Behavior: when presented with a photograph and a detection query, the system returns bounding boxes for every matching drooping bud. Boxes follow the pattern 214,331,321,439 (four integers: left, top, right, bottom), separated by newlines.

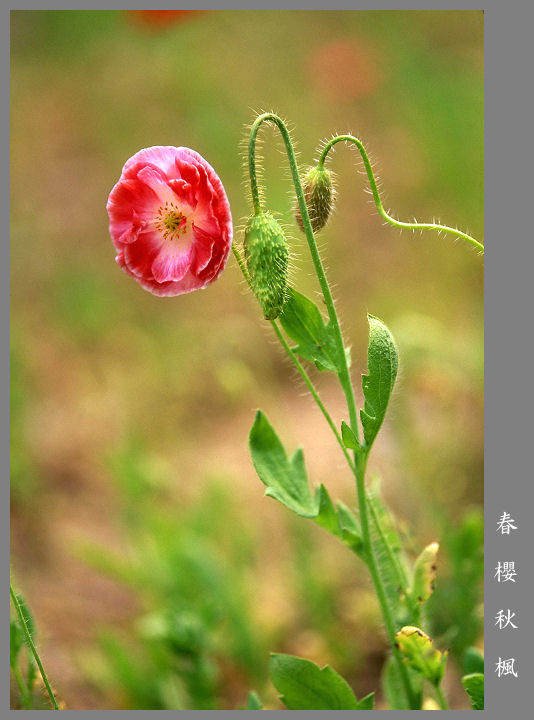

295,165,334,233
244,211,289,320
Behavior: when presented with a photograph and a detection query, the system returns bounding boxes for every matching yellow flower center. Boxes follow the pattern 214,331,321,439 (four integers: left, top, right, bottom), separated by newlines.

155,202,188,240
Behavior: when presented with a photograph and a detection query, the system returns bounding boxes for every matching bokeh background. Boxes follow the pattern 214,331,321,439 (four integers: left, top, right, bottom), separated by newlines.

10,10,483,710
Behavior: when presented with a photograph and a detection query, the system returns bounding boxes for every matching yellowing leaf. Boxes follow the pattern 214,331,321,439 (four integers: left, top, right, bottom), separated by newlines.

411,542,439,604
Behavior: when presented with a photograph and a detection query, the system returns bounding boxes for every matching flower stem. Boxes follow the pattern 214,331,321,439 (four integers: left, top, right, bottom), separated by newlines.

232,244,355,473
248,113,360,445
246,114,421,707
435,684,449,710
10,583,59,710
246,115,420,707
270,320,356,474
318,135,484,254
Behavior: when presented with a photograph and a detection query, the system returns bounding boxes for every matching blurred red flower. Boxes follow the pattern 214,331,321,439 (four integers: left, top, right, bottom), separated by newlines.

127,10,201,31
107,147,233,297
306,39,383,101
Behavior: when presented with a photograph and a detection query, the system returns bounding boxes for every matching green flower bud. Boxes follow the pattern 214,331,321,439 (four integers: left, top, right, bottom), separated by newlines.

296,165,334,233
244,211,289,320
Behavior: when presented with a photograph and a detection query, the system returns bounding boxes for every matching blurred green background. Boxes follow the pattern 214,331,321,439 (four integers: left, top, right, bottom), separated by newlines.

10,10,483,710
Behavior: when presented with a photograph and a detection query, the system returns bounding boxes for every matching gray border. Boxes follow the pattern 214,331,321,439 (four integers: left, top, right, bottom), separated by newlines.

6,2,533,718
484,2,533,718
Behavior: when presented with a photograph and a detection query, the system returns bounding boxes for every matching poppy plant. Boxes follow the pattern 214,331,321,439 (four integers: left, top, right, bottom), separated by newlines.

107,146,233,296
100,113,483,711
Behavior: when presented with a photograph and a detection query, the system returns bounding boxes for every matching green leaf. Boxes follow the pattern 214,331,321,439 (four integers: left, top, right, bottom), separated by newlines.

249,410,317,517
14,593,38,694
382,655,423,710
461,672,484,710
10,619,23,668
367,483,410,625
244,690,263,709
463,647,484,675
410,542,439,605
315,488,364,556
312,483,340,535
425,508,483,660
341,421,359,450
336,501,364,556
249,411,364,553
395,626,447,686
279,288,348,373
355,692,375,709
16,593,36,643
360,315,399,449
270,653,373,709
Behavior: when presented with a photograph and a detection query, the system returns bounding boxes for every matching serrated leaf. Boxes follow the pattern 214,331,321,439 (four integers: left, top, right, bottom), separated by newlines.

341,421,359,450
270,653,373,709
249,411,317,517
411,542,439,604
395,626,448,686
249,412,364,554
244,690,263,709
279,288,348,374
382,655,423,710
360,315,399,449
461,672,484,710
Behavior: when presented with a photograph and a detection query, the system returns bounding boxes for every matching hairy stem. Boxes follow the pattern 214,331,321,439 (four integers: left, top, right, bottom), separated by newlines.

319,135,484,254
245,115,418,707
232,245,355,474
10,584,59,711
247,113,360,445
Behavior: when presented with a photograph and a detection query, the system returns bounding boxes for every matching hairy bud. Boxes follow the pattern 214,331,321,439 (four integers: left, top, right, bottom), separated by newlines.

296,165,334,233
244,212,289,320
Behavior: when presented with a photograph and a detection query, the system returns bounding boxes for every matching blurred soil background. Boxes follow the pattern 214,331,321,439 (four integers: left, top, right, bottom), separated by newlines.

10,10,483,710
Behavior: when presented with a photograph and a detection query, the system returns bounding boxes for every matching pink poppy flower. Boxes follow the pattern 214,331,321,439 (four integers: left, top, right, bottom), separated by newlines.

107,146,233,296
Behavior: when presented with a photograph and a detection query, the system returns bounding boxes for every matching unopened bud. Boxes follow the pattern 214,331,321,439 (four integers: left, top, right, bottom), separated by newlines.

296,165,333,233
244,212,289,320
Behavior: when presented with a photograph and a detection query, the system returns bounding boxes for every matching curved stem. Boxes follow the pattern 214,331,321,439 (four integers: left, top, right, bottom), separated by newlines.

248,113,360,444
319,135,484,254
10,583,59,710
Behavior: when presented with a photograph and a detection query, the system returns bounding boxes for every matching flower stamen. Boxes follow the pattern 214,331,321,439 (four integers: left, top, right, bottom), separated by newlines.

155,202,188,240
